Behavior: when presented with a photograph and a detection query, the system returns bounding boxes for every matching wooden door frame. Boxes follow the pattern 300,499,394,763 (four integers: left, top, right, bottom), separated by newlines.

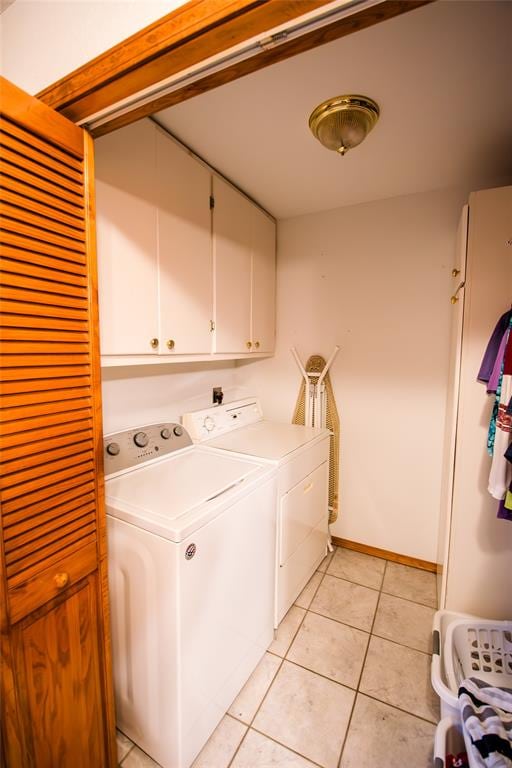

36,0,432,137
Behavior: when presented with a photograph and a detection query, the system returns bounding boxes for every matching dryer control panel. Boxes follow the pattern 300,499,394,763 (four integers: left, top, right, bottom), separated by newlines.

183,398,263,442
104,422,192,476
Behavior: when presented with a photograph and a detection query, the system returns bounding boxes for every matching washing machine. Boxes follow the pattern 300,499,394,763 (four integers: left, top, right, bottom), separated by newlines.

182,398,330,625
104,421,276,768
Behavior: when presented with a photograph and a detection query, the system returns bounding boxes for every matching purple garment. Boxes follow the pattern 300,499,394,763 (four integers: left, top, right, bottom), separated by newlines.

497,492,512,521
487,328,510,393
478,310,512,383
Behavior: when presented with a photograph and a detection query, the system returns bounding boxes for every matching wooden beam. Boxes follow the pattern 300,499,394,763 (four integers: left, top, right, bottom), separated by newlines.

36,0,433,136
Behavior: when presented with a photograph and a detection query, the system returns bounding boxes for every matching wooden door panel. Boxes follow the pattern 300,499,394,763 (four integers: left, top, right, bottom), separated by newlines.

0,76,116,767
13,575,105,766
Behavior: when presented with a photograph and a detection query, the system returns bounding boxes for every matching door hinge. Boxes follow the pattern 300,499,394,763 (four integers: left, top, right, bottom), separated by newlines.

209,195,215,210
209,320,215,332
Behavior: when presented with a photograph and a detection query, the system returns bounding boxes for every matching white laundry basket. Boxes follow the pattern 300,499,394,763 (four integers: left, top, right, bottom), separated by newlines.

431,610,512,768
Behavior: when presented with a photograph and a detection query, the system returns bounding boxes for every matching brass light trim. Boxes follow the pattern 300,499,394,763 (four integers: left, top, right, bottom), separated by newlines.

309,94,380,155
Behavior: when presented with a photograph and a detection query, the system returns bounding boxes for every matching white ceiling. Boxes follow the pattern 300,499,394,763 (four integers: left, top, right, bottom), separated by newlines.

155,1,512,219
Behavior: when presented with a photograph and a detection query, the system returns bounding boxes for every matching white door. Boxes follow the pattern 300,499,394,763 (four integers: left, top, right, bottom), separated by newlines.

156,129,213,355
213,176,252,353
251,207,276,353
95,120,159,355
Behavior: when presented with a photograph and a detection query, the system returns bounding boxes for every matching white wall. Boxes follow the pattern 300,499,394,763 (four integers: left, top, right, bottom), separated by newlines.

0,0,183,94
235,186,471,563
101,361,241,435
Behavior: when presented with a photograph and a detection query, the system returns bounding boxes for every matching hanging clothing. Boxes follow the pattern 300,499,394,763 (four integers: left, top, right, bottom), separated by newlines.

488,329,512,501
479,310,512,384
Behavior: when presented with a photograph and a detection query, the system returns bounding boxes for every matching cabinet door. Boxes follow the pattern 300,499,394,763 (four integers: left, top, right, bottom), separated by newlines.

156,130,212,354
95,120,159,355
213,177,252,353
12,575,107,768
251,207,276,353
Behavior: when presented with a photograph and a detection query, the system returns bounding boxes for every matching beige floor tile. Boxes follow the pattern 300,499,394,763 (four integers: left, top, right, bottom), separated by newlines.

359,636,439,722
373,593,435,653
191,715,247,768
382,562,437,607
231,729,318,767
339,694,435,768
122,746,161,767
117,730,134,763
310,575,379,632
253,660,355,768
228,653,282,724
327,548,385,589
287,611,369,688
268,606,306,657
317,548,335,573
295,571,323,609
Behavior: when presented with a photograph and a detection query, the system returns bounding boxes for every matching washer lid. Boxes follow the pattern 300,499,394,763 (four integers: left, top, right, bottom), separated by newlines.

205,421,328,461
105,446,270,540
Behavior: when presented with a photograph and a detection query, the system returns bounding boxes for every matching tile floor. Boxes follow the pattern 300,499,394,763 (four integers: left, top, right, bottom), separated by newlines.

117,547,439,768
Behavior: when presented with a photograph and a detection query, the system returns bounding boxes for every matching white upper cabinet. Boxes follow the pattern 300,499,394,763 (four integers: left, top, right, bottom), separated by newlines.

96,120,159,355
212,177,276,355
213,176,253,354
156,129,212,354
95,118,276,364
251,206,276,353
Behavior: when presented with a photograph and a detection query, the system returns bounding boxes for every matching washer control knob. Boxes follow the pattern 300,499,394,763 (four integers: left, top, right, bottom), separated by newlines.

106,442,120,456
203,416,215,432
134,431,149,448
160,428,171,440
173,425,184,437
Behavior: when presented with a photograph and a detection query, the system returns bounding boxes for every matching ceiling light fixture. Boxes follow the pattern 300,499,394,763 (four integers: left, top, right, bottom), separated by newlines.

309,94,379,155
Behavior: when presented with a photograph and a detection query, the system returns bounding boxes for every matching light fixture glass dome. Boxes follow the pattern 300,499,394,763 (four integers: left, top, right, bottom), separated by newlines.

309,94,380,155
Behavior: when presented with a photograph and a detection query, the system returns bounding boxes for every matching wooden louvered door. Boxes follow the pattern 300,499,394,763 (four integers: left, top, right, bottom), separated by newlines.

0,77,116,767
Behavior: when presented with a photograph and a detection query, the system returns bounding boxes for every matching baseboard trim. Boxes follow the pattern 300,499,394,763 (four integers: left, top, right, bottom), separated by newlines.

332,537,437,573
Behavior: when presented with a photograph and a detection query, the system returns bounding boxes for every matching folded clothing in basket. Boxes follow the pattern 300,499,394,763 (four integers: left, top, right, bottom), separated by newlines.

459,677,512,768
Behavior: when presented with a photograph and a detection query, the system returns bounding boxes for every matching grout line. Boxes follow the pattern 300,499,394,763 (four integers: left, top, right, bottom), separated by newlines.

336,559,388,767
369,631,433,657
227,565,330,767
248,725,327,767
321,572,381,594
307,606,374,634
380,588,437,610
356,691,440,727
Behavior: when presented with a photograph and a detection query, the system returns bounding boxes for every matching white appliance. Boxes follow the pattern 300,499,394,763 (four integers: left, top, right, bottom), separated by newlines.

104,421,277,768
182,398,330,625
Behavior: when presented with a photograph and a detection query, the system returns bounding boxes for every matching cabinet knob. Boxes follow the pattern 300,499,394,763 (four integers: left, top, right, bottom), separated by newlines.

246,341,252,350
451,268,460,277
54,572,69,589
167,339,175,350
150,338,159,349
254,341,260,350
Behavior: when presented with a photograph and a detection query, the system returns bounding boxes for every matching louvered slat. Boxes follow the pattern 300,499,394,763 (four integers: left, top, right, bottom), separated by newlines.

0,114,101,600
0,117,83,172
4,498,95,541
0,130,83,185
1,252,87,282
1,439,93,477
2,481,96,530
